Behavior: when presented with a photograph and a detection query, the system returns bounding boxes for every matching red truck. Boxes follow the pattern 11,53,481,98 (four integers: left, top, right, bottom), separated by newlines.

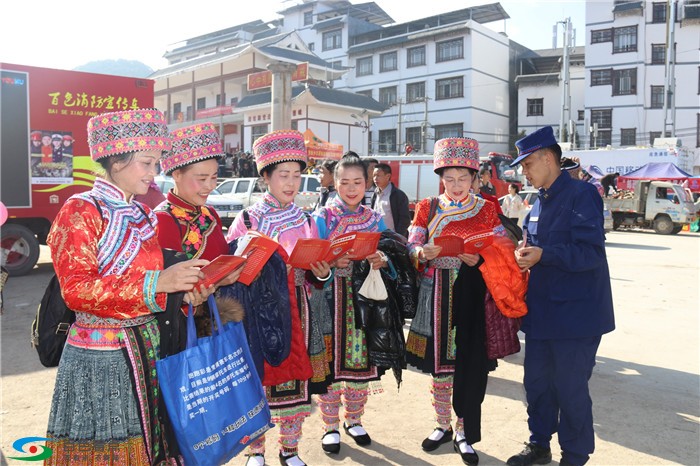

0,63,154,275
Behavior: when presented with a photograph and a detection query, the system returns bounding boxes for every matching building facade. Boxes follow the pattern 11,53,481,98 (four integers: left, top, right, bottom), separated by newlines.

516,47,587,148
585,0,700,149
277,1,515,155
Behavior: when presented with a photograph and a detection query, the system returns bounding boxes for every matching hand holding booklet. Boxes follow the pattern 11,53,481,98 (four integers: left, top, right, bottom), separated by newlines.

287,231,381,270
195,255,247,289
231,231,279,285
434,229,494,257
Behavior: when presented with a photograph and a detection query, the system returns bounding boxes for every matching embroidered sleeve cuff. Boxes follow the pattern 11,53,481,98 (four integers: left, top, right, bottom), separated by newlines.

144,270,166,313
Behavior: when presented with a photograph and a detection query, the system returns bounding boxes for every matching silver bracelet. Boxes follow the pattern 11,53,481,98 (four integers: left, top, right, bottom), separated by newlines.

316,270,332,281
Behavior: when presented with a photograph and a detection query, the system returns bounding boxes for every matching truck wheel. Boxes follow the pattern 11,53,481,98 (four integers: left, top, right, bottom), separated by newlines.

653,216,674,235
0,224,40,276
612,213,623,230
671,225,683,235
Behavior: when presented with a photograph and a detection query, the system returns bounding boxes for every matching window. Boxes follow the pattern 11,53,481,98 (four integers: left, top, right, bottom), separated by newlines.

380,52,398,72
613,68,637,95
407,46,426,67
591,28,613,44
235,180,250,194
405,127,422,151
436,76,463,100
697,114,699,148
591,109,612,147
434,123,463,140
652,2,667,23
322,29,342,51
356,56,373,77
357,89,373,99
527,98,544,116
651,44,666,64
378,129,396,153
649,131,661,145
308,42,315,51
613,26,637,53
251,124,268,144
436,38,463,62
578,110,585,121
173,102,181,116
216,94,222,106
591,69,612,86
230,97,238,107
621,128,636,146
196,97,206,110
651,85,665,108
406,81,425,102
379,86,397,107
329,60,342,70
303,11,313,26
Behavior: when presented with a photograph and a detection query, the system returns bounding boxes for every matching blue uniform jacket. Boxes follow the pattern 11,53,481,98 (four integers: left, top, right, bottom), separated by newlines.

522,173,615,340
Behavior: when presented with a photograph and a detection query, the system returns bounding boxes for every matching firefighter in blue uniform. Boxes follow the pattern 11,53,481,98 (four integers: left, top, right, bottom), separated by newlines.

506,126,615,466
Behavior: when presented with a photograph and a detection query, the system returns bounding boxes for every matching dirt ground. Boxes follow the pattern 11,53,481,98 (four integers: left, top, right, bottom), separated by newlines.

1,230,698,465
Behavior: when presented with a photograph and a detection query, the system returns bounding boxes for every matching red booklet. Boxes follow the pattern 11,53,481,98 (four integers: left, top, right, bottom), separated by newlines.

287,231,381,270
235,233,279,285
434,230,494,257
195,255,247,289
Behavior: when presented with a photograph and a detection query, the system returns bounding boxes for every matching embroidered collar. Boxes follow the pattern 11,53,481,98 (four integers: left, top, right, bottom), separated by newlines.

262,192,293,211
327,196,365,216
165,191,215,258
91,178,130,204
442,193,471,209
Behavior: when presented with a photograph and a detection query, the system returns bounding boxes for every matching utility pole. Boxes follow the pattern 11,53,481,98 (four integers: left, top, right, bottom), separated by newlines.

396,99,403,155
663,0,677,137
420,96,430,153
558,17,572,143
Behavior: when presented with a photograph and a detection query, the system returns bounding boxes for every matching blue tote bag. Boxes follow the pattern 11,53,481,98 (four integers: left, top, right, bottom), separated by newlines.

156,295,273,466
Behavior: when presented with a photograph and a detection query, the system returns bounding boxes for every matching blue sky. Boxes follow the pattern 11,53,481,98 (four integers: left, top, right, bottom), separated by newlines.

0,0,585,71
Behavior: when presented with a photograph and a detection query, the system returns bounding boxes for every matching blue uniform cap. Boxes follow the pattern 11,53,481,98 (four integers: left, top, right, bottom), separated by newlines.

510,126,558,167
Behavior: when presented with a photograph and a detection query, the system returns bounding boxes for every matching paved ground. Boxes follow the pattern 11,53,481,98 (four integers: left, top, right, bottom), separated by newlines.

1,229,698,465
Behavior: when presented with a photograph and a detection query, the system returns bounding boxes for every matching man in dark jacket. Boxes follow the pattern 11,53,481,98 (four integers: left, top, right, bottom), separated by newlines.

507,126,615,466
370,163,411,237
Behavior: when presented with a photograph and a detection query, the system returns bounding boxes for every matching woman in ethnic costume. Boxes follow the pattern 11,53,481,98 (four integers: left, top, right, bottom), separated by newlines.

45,109,213,465
311,153,393,455
406,138,527,465
156,122,240,266
225,130,324,466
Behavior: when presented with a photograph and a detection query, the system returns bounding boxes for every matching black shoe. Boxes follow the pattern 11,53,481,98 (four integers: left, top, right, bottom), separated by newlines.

506,442,553,466
421,426,453,452
453,437,479,465
321,430,341,454
278,452,305,466
343,422,371,446
559,460,576,466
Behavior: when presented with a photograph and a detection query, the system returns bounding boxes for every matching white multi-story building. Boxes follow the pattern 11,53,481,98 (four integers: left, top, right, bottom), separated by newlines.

277,1,515,154
585,0,700,149
515,47,587,147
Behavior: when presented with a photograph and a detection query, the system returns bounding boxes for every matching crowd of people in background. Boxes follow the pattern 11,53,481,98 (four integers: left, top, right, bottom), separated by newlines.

43,109,614,466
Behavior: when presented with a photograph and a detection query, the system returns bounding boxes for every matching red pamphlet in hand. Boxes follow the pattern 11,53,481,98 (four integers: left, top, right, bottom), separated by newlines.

195,255,247,289
235,233,279,286
287,231,381,270
434,230,494,257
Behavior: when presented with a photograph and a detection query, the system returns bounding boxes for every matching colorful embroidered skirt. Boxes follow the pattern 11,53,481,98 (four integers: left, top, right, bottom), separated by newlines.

45,320,179,465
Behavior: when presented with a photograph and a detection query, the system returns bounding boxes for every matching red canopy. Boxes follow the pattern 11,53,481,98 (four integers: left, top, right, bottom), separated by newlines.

618,162,692,190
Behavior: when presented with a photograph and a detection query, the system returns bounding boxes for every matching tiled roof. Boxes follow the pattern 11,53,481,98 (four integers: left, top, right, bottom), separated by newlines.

236,85,384,113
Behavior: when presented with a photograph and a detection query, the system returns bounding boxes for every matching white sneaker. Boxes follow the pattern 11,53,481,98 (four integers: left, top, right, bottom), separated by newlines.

245,453,265,466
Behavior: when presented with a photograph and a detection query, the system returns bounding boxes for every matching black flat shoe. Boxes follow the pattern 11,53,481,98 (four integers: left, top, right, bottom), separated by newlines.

343,422,371,446
422,426,453,452
453,437,479,465
321,430,341,454
278,452,306,466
